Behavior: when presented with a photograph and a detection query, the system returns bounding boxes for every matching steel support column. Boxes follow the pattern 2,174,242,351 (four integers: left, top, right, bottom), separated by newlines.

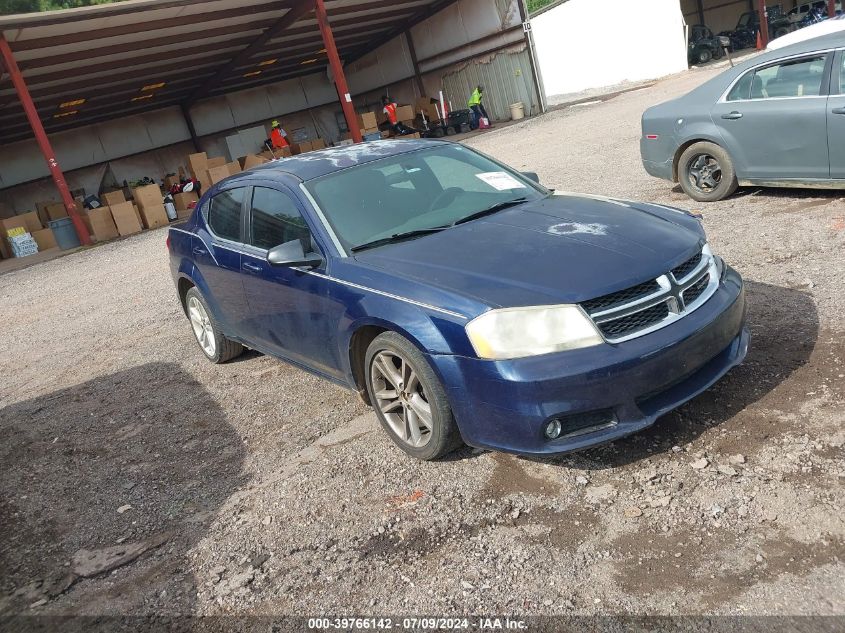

405,31,426,98
829,0,837,18
758,0,769,49
696,0,706,25
517,0,547,115
315,0,362,143
181,103,201,153
0,35,91,245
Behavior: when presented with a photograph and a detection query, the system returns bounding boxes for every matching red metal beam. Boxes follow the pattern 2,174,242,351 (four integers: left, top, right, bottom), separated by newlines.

0,35,91,246
829,0,836,18
758,0,769,49
315,0,361,143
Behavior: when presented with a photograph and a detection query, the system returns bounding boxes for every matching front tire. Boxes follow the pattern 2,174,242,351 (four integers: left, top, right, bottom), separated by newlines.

678,141,738,202
698,48,713,64
185,287,243,363
365,332,462,460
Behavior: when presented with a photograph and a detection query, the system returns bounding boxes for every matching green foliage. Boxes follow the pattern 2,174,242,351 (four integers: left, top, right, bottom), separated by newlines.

526,0,558,15
0,0,121,16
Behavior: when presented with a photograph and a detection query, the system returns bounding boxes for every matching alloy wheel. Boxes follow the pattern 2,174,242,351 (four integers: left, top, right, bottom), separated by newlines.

370,350,433,448
187,296,216,357
687,154,723,193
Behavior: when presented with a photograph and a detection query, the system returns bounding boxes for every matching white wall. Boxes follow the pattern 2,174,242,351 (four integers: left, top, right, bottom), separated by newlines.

532,0,688,98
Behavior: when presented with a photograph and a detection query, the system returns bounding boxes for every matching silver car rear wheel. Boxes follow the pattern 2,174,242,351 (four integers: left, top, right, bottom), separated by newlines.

188,296,216,357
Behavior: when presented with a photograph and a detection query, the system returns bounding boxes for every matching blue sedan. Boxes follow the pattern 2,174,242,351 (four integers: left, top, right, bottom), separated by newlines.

168,139,749,460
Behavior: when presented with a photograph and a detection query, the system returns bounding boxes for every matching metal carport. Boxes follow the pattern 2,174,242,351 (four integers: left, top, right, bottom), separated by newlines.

0,0,464,244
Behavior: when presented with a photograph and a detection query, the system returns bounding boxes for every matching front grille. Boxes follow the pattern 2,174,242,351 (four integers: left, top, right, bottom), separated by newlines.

581,279,660,313
597,302,670,338
671,252,702,280
683,273,710,305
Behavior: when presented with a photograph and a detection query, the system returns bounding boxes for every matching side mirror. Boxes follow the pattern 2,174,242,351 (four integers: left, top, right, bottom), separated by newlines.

521,171,540,184
267,239,322,268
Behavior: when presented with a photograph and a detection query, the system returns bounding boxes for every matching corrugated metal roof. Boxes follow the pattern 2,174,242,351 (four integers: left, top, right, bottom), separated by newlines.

0,0,457,145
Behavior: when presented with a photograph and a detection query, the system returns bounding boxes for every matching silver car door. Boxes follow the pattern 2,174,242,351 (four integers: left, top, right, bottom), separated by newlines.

711,52,832,181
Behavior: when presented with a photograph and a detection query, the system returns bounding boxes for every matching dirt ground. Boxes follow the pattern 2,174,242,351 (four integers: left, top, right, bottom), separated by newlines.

1,60,843,624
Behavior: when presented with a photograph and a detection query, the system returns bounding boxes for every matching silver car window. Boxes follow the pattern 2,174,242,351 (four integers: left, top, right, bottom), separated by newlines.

729,54,827,101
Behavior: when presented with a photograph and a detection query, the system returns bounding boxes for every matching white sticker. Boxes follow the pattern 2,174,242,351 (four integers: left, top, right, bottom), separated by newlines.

475,171,527,191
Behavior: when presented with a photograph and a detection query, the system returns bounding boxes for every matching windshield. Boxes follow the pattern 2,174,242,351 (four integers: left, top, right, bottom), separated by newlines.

304,144,548,252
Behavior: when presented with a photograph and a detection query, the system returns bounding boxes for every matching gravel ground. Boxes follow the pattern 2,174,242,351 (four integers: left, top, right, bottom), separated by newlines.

1,62,843,623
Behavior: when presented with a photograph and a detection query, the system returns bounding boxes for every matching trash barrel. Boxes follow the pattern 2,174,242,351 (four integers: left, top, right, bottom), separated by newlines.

48,217,82,250
510,102,525,121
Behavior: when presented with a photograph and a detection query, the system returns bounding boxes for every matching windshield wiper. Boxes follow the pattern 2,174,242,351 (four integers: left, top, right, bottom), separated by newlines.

351,227,449,253
452,197,530,226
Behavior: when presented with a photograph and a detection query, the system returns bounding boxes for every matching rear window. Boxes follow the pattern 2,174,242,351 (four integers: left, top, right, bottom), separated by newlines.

207,188,244,242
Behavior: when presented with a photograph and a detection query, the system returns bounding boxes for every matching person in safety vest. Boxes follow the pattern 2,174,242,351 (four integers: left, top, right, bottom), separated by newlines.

468,85,491,130
382,96,415,136
269,120,289,149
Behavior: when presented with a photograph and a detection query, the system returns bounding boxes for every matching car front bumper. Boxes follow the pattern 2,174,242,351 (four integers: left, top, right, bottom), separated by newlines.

431,267,748,455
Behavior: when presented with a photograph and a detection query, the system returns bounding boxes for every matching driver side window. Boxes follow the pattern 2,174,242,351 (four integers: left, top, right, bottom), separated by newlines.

249,187,312,251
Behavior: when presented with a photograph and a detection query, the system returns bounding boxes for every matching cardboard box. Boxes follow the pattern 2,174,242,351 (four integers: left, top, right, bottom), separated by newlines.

164,175,180,189
85,207,119,242
2,211,42,234
110,202,143,236
138,203,168,230
132,204,143,227
207,156,227,169
176,207,194,220
357,112,378,129
396,105,415,121
206,166,231,186
35,200,59,226
187,152,208,178
226,161,241,176
311,138,326,150
240,154,269,169
290,141,314,155
362,127,379,136
102,190,126,206
132,184,163,209
45,202,67,222
173,191,198,211
29,228,58,251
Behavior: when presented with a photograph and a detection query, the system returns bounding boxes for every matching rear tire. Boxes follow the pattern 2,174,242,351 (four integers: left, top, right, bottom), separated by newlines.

678,141,738,202
698,48,713,64
365,332,462,460
185,287,243,364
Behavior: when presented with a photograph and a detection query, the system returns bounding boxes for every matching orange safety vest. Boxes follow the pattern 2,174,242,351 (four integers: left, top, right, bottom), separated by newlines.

383,103,398,124
271,128,288,149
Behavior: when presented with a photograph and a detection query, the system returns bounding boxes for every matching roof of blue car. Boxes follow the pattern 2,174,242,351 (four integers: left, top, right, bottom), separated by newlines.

248,138,446,181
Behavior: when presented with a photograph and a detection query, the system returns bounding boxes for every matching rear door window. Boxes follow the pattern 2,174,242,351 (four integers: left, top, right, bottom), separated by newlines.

207,188,245,241
750,55,828,99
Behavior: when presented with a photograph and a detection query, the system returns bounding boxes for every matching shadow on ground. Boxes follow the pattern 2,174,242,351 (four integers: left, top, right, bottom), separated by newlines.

0,363,248,620
537,280,819,470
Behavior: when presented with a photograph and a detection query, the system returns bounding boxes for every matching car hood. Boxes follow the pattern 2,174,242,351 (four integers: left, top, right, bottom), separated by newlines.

353,194,705,309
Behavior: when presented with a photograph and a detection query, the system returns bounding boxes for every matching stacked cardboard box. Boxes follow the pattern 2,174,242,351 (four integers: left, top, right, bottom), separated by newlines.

226,161,241,176
131,184,168,230
84,207,119,242
187,152,208,179
31,227,57,251
173,192,198,219
102,190,126,206
2,211,43,258
240,154,269,169
110,201,143,236
6,228,38,257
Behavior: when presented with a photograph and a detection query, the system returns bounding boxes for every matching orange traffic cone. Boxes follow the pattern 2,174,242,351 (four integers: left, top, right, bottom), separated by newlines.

756,30,763,50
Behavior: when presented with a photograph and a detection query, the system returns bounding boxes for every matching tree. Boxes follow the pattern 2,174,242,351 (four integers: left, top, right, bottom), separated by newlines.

526,0,558,15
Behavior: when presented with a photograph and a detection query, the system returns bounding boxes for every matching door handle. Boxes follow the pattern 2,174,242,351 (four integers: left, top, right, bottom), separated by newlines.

242,262,262,273
721,111,743,120
192,246,207,256
832,107,845,115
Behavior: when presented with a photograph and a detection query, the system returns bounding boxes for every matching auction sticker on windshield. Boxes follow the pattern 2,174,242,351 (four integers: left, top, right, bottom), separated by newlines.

475,171,527,191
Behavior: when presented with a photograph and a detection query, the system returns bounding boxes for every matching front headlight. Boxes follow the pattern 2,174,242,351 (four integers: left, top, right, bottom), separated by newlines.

465,304,604,360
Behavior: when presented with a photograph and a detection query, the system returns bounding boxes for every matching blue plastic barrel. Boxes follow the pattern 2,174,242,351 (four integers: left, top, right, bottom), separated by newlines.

48,217,82,250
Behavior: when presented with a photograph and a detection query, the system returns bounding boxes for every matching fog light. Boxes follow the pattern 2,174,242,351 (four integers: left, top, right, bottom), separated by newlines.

544,419,562,439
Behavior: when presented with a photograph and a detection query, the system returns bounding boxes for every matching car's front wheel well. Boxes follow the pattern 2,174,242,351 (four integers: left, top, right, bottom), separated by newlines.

349,325,388,405
178,278,195,315
673,139,713,182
